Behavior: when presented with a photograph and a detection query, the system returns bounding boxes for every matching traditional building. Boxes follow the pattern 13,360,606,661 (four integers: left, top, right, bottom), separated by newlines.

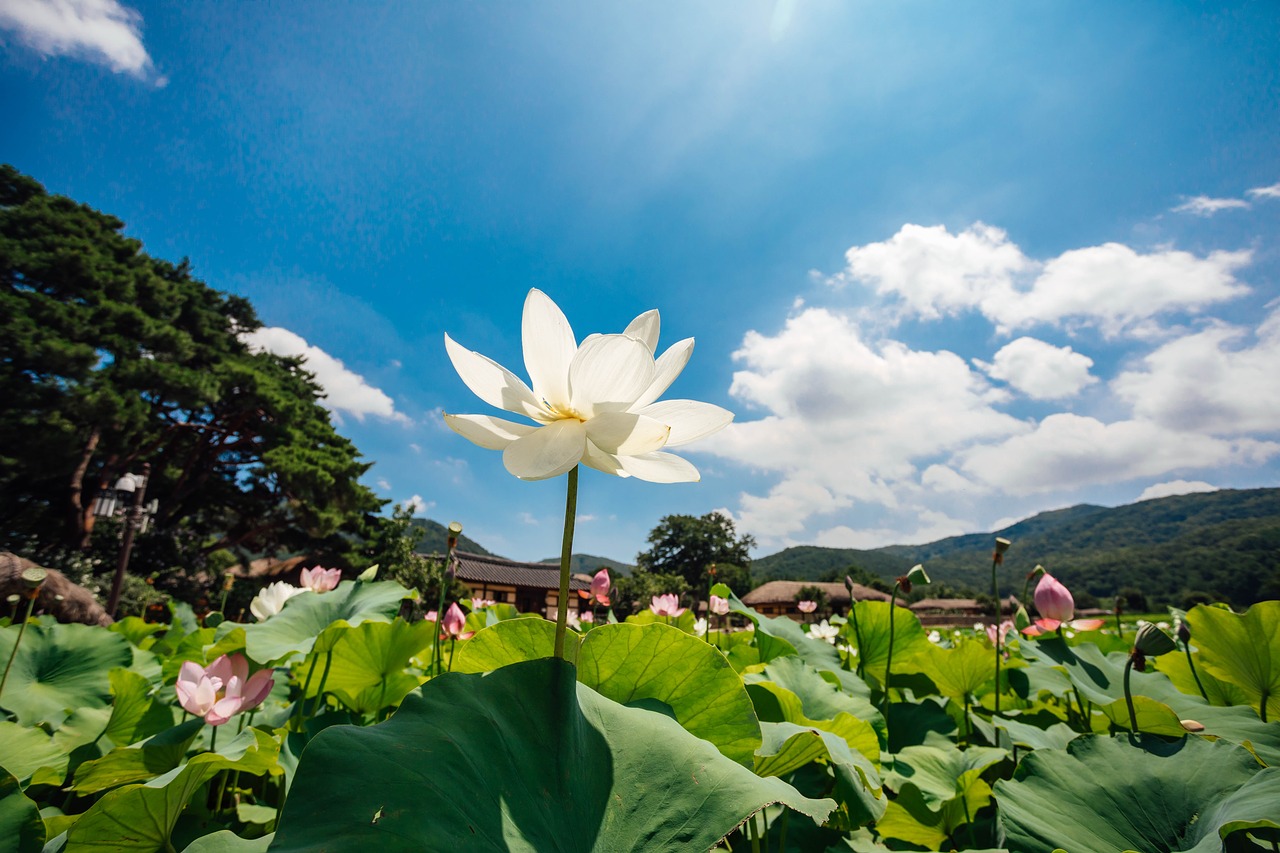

741,580,894,619
445,551,590,619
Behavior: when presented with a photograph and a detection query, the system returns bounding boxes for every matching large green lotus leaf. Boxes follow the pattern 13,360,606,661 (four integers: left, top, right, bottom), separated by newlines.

624,609,697,634
899,638,993,699
321,619,435,714
1187,601,1280,721
745,682,880,766
877,774,993,850
1098,694,1188,736
744,656,884,748
109,618,165,650
73,718,203,795
847,601,929,690
270,658,834,852
182,832,274,853
103,668,177,748
994,715,1078,752
577,623,762,767
1024,637,1280,765
67,728,280,852
159,627,217,682
884,740,1006,808
0,723,66,785
996,734,1274,853
0,766,43,853
0,622,133,729
728,593,833,669
235,580,415,665
754,722,885,828
453,616,561,672
1154,647,1253,707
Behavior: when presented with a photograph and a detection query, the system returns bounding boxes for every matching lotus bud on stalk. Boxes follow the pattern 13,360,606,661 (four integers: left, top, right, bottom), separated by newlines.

883,564,929,742
1123,621,1178,731
845,575,866,677
990,537,1011,715
1021,564,1046,607
1,568,47,700
1022,572,1105,637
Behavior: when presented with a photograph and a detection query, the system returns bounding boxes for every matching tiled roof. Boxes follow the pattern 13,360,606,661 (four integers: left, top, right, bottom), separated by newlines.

433,551,590,592
910,596,1021,613
741,579,894,606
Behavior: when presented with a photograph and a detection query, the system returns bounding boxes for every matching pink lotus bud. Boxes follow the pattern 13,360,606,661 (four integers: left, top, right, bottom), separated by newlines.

580,610,594,623
590,569,611,606
299,566,342,593
442,602,470,639
797,600,817,614
709,595,730,616
1033,573,1076,624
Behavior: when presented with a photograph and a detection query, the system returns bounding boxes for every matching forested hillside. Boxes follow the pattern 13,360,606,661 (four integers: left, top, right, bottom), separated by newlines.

753,488,1280,607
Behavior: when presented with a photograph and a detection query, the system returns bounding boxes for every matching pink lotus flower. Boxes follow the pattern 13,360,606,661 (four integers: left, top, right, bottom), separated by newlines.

176,654,274,726
424,610,438,623
299,566,342,593
709,595,730,616
468,598,496,610
589,569,611,606
441,602,474,640
986,620,1014,649
650,593,686,617
580,610,595,623
797,600,817,614
1023,573,1106,636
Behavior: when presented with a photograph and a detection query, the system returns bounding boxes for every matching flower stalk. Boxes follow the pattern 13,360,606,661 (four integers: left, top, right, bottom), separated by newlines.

991,538,1010,716
0,568,44,700
553,466,579,661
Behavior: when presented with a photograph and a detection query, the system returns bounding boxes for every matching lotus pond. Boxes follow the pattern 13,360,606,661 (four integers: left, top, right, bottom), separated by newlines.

1,574,1277,853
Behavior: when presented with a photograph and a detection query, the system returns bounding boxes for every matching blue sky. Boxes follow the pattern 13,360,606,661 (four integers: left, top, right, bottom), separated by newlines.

4,1,1279,564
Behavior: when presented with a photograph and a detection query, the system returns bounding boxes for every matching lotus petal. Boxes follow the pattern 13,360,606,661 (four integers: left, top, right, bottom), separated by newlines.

504,419,588,480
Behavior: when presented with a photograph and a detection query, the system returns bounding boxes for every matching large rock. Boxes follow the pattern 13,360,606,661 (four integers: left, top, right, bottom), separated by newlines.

0,552,113,626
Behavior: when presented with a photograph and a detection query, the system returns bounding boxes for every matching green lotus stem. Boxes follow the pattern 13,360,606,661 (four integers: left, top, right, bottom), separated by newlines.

0,594,37,700
308,652,333,719
962,693,971,750
1183,643,1209,702
1123,656,1138,732
1114,608,1123,638
748,813,760,853
293,655,319,730
882,584,900,744
215,769,230,816
777,809,789,852
848,601,865,678
209,725,218,753
447,636,457,672
991,554,1002,717
552,466,579,662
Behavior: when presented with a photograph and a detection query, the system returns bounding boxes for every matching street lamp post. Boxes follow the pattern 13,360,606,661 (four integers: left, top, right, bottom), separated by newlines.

93,463,156,619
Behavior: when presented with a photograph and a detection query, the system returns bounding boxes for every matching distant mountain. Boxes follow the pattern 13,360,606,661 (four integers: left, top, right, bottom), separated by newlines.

540,553,635,577
753,488,1280,607
409,518,494,557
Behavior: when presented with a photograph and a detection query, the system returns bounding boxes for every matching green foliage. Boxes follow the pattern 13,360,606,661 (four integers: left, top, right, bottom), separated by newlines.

0,621,133,729
272,659,834,851
634,511,754,590
0,164,383,595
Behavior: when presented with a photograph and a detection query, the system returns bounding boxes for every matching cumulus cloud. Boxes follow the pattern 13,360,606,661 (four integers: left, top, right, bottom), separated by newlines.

1246,183,1280,200
705,307,1024,541
1171,195,1250,216
957,413,1277,495
404,494,432,515
243,327,411,424
1138,480,1218,501
975,337,1097,400
0,0,157,78
1111,311,1280,435
814,509,970,549
832,223,1251,337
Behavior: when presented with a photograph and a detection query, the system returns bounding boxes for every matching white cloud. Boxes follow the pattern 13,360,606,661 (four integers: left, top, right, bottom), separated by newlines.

832,223,1251,338
814,510,969,549
576,513,598,523
975,337,1097,400
1246,183,1280,200
706,307,1024,542
404,494,432,515
376,478,391,492
957,413,1277,495
921,464,984,495
518,512,539,525
1171,195,1250,216
0,0,155,78
1138,480,1218,501
1112,312,1280,435
244,327,410,424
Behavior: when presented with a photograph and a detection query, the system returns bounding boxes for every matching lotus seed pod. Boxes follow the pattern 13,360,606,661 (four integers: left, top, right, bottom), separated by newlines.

1133,621,1177,657
994,537,1011,556
20,567,46,589
905,564,930,587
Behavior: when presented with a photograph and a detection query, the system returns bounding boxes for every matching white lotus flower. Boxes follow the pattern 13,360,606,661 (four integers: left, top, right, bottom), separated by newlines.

443,289,734,481
250,581,309,621
808,619,840,644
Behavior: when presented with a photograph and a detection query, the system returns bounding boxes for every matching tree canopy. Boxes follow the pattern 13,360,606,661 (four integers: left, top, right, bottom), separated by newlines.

634,511,754,592
0,164,384,583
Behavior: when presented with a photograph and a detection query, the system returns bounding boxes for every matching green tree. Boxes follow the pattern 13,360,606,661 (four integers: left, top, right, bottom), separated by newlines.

635,512,755,590
0,164,384,593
